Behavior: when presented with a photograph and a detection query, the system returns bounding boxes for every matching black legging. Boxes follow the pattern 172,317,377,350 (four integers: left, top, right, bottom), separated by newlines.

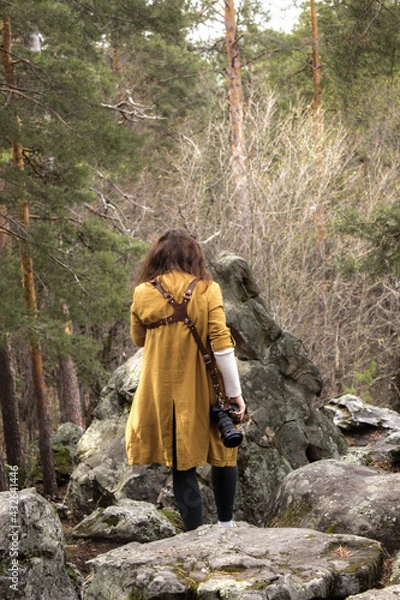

172,465,238,530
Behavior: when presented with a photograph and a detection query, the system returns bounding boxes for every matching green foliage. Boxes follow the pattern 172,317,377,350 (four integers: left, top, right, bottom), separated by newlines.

245,1,400,118
191,1,310,110
309,0,400,117
319,0,400,81
335,202,400,278
1,0,398,417
0,252,26,333
118,34,204,123
30,218,142,322
343,361,378,403
0,0,192,392
355,361,377,385
29,443,73,484
13,217,145,383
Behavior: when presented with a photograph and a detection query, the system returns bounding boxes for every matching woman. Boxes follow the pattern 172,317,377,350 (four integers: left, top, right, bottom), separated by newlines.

125,228,245,530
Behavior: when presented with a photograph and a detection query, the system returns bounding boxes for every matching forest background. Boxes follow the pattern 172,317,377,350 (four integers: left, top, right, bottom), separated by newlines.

1,0,399,494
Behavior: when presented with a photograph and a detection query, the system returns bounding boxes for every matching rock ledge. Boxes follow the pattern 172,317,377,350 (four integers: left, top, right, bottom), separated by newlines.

82,525,383,600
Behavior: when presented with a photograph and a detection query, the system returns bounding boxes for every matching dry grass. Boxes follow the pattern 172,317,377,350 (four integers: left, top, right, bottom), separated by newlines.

124,92,400,410
331,545,354,559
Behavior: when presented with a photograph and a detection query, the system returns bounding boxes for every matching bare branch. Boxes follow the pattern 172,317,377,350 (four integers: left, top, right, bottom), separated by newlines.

0,225,24,241
101,95,165,122
48,252,92,298
201,231,221,245
361,0,385,37
94,170,154,212
0,47,45,74
83,202,130,236
0,84,73,129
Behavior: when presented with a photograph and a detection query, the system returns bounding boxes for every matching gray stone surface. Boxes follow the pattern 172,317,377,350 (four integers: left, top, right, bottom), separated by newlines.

347,585,400,599
323,394,400,468
390,554,400,585
70,498,176,542
67,253,347,524
52,422,84,459
0,487,77,600
324,394,400,431
267,459,400,554
82,524,383,600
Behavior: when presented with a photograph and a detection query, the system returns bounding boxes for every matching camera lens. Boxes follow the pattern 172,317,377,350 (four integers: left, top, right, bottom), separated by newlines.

210,404,243,448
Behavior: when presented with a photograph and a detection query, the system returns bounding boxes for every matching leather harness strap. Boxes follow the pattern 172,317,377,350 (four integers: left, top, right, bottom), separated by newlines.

145,278,200,330
145,277,224,404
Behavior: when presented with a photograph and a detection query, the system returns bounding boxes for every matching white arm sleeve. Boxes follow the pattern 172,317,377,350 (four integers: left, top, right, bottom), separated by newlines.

214,348,242,397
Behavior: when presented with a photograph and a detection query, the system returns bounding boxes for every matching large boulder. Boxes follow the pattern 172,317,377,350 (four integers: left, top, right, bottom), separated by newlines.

70,498,177,543
67,253,347,524
30,422,84,485
325,394,400,432
267,459,400,554
66,349,174,518
348,587,400,599
323,394,400,468
52,422,84,460
82,525,383,600
0,487,77,600
52,422,84,482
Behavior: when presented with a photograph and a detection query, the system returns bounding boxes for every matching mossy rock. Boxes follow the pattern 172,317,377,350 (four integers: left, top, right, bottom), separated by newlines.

30,445,73,484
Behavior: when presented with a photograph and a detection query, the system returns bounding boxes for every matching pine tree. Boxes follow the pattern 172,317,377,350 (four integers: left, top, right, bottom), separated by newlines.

224,0,250,249
0,0,186,487
0,339,22,469
0,0,210,483
1,16,58,495
315,0,400,112
0,454,7,491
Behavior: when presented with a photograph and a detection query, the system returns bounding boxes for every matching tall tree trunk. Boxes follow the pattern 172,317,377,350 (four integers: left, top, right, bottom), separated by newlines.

0,140,23,470
57,307,83,426
310,1,327,321
58,310,83,426
58,358,83,426
0,340,23,468
310,0,322,113
0,454,8,491
223,0,250,250
1,19,58,497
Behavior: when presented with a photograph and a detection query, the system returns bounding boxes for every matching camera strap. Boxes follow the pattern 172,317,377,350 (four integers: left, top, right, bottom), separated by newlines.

145,278,224,406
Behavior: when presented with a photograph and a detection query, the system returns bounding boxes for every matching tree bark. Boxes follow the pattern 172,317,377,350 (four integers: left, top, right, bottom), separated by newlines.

0,340,23,468
223,0,250,247
58,357,83,426
0,454,8,491
1,18,58,497
310,1,327,320
57,308,83,426
310,0,322,112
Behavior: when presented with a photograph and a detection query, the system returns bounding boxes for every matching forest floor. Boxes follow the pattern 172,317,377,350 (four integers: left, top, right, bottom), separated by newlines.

64,535,122,576
37,481,124,577
62,519,123,576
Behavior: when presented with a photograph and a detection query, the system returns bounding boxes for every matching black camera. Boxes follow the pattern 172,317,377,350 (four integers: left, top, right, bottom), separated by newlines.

210,402,243,448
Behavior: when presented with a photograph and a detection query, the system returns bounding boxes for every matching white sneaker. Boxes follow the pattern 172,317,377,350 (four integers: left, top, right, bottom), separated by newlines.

218,520,238,527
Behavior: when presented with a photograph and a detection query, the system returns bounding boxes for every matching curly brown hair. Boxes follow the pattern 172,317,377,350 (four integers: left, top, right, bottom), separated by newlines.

134,228,212,285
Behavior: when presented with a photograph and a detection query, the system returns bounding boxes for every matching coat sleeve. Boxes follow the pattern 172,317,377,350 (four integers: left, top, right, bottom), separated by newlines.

207,282,236,352
130,287,146,347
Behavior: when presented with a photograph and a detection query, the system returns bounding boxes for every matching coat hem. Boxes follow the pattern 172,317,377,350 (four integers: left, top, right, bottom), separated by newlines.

127,457,238,469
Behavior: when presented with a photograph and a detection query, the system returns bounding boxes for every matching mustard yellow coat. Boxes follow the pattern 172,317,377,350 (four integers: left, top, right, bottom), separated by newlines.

125,270,238,470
